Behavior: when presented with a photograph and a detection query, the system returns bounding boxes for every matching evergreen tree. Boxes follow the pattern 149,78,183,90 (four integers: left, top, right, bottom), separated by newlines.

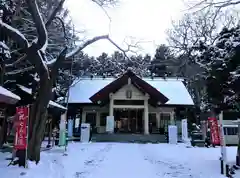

196,26,240,113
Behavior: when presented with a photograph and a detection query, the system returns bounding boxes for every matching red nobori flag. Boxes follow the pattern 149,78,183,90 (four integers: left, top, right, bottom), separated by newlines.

208,117,220,145
14,106,29,150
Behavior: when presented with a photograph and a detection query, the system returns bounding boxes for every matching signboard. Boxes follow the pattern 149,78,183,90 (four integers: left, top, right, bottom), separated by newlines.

181,119,188,142
168,125,178,144
106,116,114,133
68,119,73,137
80,123,90,142
208,117,220,145
14,106,29,150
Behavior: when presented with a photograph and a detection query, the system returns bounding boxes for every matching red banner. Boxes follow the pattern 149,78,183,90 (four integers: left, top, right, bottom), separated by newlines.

14,106,29,150
208,117,220,145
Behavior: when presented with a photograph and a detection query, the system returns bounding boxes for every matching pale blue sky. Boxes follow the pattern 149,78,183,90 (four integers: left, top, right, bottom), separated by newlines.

65,0,185,56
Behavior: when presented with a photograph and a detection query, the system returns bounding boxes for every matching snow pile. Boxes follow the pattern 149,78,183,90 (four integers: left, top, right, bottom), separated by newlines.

0,143,239,178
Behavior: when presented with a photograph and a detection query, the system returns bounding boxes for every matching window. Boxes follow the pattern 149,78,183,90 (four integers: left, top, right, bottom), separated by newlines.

149,113,157,127
100,113,109,126
224,127,238,135
160,113,171,132
86,113,96,127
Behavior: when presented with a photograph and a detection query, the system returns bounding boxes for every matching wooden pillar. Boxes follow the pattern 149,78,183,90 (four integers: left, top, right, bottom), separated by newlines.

109,93,114,116
156,113,160,129
144,94,149,135
170,111,175,125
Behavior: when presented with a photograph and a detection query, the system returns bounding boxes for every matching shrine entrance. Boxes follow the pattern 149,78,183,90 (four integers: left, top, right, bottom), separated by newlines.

114,109,143,133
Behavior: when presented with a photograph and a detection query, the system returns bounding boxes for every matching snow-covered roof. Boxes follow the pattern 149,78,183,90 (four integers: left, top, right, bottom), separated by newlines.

49,100,67,110
68,77,194,105
17,84,66,110
0,86,21,104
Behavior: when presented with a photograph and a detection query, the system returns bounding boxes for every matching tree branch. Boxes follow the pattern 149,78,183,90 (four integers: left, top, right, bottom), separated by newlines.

65,35,109,59
188,0,240,11
5,54,27,67
45,0,66,27
0,20,29,49
46,34,132,66
51,47,68,83
5,66,34,75
54,17,68,41
26,0,47,50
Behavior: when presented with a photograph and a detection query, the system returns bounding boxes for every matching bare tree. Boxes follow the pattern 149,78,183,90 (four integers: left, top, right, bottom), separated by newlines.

186,0,240,10
0,0,132,163
166,7,238,107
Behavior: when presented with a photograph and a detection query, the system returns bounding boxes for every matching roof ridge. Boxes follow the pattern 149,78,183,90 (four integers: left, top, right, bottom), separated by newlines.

77,76,184,80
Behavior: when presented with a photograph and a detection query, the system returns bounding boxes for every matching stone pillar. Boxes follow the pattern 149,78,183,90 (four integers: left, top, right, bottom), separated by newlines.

144,95,149,135
109,93,114,116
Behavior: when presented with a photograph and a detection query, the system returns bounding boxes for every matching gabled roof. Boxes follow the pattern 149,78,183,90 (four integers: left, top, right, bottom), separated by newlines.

90,70,169,105
68,72,194,106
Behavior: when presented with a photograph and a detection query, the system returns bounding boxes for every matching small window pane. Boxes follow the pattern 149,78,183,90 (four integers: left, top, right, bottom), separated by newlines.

226,127,238,135
223,127,227,135
149,113,157,127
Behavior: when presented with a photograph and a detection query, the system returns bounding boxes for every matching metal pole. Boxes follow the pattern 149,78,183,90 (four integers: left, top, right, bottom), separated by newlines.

219,111,227,175
63,25,76,152
25,105,30,168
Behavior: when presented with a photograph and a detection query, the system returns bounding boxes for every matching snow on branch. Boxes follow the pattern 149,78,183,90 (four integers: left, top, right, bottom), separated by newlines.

5,66,34,75
0,20,29,49
26,0,48,50
66,35,133,60
65,35,109,59
46,34,134,66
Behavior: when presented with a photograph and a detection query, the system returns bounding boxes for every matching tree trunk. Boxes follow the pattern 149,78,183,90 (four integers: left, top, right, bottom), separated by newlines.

25,46,67,163
47,118,52,147
27,78,52,163
0,117,7,147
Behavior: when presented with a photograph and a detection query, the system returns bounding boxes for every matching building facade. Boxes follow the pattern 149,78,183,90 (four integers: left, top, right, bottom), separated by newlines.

68,70,194,135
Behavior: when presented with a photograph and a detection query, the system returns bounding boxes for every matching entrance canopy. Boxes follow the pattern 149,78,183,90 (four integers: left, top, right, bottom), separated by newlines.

90,70,169,105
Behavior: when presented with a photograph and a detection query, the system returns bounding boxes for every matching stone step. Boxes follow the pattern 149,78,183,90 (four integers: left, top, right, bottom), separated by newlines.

91,134,168,143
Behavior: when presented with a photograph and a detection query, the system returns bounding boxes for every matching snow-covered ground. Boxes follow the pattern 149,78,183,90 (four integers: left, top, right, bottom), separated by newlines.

0,142,239,178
